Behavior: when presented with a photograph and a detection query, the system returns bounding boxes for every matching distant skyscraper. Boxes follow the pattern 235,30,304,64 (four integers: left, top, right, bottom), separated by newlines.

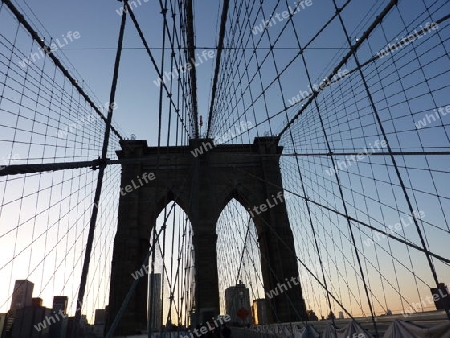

31,298,43,307
306,309,318,321
10,280,34,317
0,313,7,337
225,280,251,325
11,300,51,338
339,311,344,319
65,315,88,338
430,283,450,311
52,296,68,315
148,273,162,332
4,313,14,336
94,309,106,325
252,299,268,325
49,296,68,338
94,309,107,338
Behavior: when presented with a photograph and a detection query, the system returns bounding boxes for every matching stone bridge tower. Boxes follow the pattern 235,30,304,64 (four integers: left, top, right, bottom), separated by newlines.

108,136,306,335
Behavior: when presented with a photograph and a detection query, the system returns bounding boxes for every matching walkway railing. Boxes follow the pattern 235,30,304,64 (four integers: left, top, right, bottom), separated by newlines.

231,327,285,338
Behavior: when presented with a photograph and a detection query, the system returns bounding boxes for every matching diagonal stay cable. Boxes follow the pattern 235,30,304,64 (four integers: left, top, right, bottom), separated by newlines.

331,0,450,322
278,0,399,138
230,164,450,266
71,3,128,336
228,164,448,325
224,171,357,322
0,0,123,141
123,0,190,136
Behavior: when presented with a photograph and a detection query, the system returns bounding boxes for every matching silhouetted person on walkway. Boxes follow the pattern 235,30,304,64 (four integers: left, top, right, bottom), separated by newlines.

206,320,220,338
222,324,231,338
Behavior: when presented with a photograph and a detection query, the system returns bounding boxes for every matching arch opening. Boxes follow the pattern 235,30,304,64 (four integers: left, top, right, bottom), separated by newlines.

142,201,195,332
216,198,264,325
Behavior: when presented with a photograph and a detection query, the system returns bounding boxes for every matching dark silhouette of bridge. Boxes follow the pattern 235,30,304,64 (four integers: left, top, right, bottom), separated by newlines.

108,137,306,334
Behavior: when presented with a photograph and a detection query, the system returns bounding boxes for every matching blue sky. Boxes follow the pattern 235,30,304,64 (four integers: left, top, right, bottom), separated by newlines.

5,0,221,143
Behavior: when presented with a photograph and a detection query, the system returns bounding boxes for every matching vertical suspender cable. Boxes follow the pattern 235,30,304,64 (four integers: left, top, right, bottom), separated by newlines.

206,0,230,138
185,0,199,138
